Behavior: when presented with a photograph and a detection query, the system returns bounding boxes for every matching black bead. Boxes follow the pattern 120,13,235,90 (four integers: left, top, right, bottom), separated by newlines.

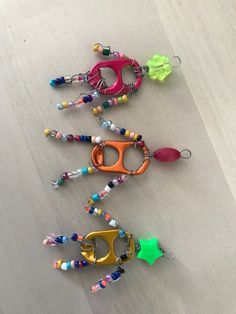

120,253,128,261
88,136,92,143
108,181,115,188
137,135,142,141
120,128,126,135
117,266,125,274
83,96,88,103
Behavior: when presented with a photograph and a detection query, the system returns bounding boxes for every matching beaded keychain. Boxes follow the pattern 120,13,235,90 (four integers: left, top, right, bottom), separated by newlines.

43,178,175,292
43,43,190,292
49,43,181,113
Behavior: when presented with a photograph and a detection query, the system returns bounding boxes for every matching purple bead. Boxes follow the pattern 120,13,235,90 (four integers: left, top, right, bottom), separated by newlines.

117,177,123,184
67,134,74,142
61,172,69,180
81,260,89,267
71,233,78,241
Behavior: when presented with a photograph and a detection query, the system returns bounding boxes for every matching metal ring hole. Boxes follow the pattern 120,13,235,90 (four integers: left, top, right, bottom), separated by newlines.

171,56,181,68
180,149,191,159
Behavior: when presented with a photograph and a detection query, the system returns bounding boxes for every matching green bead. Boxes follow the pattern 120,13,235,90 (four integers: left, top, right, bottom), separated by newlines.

102,48,110,56
146,54,172,82
57,178,64,186
136,237,163,265
102,101,110,109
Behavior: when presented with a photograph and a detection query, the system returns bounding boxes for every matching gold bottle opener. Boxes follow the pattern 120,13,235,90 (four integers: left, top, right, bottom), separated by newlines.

80,229,135,265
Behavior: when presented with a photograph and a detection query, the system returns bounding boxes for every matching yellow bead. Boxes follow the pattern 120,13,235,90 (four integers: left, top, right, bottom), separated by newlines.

57,259,63,268
88,167,93,174
62,101,69,108
122,95,128,103
97,209,103,216
125,130,130,137
133,133,138,141
44,128,51,136
92,108,98,115
88,199,94,205
118,97,123,104
92,44,99,52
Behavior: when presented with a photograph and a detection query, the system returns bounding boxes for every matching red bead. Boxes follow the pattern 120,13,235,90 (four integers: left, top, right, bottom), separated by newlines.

137,140,145,148
153,147,181,162
67,134,74,142
74,135,80,142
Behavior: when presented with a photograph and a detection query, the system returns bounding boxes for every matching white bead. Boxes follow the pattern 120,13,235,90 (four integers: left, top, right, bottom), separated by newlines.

95,136,102,143
94,208,98,214
110,124,116,131
109,219,118,228
61,263,68,271
104,185,111,193
76,169,82,176
93,91,99,98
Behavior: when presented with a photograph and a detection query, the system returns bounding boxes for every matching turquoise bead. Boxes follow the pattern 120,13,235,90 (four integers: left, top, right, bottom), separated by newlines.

50,79,56,87
81,167,88,175
92,194,100,202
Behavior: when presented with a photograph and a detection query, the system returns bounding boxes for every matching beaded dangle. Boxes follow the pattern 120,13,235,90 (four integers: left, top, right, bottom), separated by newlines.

43,201,175,292
44,118,190,191
49,43,181,113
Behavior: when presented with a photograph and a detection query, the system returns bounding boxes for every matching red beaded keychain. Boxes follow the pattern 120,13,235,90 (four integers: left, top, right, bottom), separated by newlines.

49,43,181,113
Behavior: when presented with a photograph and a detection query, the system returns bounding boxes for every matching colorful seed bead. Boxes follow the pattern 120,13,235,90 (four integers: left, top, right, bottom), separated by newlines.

44,128,51,136
92,44,100,52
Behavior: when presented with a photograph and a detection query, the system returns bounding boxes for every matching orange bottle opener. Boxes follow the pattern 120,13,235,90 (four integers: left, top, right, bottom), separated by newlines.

91,140,150,175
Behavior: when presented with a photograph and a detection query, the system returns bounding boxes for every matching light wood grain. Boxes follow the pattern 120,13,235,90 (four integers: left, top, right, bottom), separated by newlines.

0,1,236,313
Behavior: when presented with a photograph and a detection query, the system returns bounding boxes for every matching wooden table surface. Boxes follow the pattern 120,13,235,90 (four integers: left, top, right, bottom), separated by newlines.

0,1,236,313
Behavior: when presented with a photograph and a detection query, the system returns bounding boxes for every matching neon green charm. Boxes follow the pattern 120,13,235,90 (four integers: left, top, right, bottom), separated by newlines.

146,54,172,82
136,237,163,265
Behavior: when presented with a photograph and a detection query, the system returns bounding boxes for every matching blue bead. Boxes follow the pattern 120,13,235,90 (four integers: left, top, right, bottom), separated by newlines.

81,167,88,175
55,78,61,85
60,76,65,84
92,194,100,202
118,229,126,238
120,128,126,135
62,236,68,244
49,79,56,87
74,261,79,268
98,280,106,289
67,262,72,270
87,95,93,102
71,233,78,241
80,135,85,142
82,260,89,267
89,207,94,214
102,121,108,129
55,236,63,244
83,96,88,103
111,271,121,281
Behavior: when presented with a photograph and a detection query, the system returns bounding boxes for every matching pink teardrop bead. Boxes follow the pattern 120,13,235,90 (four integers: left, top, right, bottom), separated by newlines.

153,147,181,162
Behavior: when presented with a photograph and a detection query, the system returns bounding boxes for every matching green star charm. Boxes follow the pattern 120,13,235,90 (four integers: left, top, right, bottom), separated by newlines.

136,237,163,265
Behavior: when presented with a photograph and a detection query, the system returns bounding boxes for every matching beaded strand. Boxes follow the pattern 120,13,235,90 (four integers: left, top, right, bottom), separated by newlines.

88,175,128,205
91,266,125,292
97,116,142,142
44,128,103,144
56,90,100,110
51,166,98,189
92,94,128,115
